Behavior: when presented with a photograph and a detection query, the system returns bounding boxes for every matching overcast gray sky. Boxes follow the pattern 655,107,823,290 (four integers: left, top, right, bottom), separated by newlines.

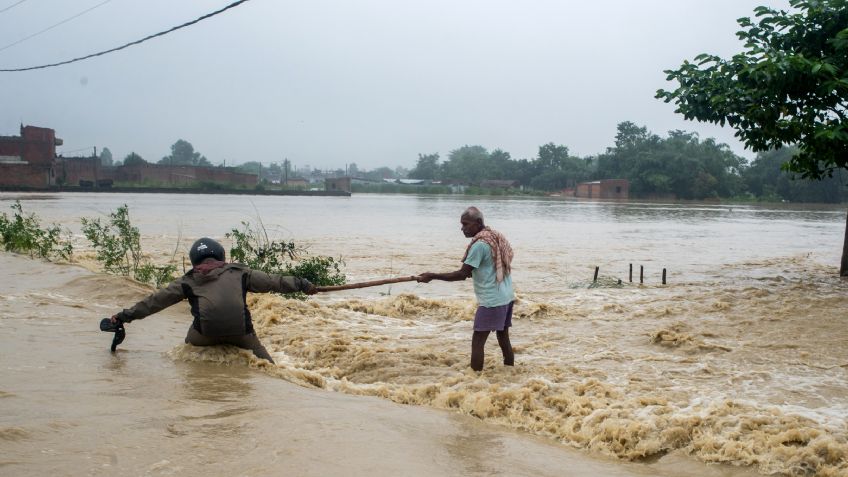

0,0,791,171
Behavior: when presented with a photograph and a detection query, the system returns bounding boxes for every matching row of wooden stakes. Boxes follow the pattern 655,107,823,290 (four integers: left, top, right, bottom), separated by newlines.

593,264,667,285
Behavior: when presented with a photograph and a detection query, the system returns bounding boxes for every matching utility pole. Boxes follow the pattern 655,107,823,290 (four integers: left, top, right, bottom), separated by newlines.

284,158,289,185
93,146,98,187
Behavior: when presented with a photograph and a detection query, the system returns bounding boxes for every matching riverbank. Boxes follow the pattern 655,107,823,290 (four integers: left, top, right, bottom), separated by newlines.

0,185,351,197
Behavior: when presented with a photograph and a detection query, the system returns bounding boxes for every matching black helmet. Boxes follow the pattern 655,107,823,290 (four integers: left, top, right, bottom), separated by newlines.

189,237,225,266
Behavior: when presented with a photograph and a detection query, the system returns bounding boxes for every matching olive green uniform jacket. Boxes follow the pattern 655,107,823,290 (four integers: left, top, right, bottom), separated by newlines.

117,263,308,336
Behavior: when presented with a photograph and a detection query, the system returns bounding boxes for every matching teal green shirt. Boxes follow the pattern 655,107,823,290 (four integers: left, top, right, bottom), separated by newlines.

463,241,514,307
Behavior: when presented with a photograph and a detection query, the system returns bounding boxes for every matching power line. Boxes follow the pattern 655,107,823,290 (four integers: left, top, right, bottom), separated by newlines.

0,0,30,15
0,0,251,72
0,0,114,54
59,146,96,154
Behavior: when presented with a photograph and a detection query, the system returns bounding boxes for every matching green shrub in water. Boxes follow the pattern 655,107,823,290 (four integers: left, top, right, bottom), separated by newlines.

81,204,176,288
226,220,345,298
0,201,73,260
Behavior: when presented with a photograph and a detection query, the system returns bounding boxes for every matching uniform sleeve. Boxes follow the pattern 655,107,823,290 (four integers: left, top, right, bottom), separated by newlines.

119,279,186,322
245,269,307,294
463,241,488,269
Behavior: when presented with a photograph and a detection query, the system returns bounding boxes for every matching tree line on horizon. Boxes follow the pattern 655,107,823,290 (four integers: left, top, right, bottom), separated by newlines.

407,121,847,203
97,140,409,184
94,126,846,204
98,139,212,169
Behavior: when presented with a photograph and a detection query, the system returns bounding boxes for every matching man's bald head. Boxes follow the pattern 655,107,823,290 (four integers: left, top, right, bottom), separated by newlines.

460,207,485,238
461,206,484,225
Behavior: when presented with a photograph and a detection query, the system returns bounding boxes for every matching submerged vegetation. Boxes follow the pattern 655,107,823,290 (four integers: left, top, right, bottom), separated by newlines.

0,201,346,292
81,205,177,288
227,220,345,298
0,201,73,260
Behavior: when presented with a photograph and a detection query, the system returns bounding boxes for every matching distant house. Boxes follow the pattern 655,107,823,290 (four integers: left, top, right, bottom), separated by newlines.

325,177,352,193
284,177,308,189
351,177,383,185
480,179,518,189
574,179,629,199
0,125,62,188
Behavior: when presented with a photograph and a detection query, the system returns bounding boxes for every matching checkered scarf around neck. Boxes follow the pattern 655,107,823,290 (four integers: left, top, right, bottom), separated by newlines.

194,260,226,275
462,226,514,283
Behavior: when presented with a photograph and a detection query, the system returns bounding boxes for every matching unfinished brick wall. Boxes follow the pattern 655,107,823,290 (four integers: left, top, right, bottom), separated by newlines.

19,126,57,165
58,157,110,185
0,164,53,187
0,125,60,187
116,164,257,187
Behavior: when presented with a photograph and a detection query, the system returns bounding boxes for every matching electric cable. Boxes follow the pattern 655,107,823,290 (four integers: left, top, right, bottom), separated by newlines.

59,146,96,154
0,0,251,72
0,0,113,54
0,0,31,15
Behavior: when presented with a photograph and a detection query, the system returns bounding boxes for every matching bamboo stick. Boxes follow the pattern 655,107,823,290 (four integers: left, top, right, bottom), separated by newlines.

315,276,419,292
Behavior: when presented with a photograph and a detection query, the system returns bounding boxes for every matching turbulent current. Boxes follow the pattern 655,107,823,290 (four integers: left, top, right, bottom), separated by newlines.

1,192,846,476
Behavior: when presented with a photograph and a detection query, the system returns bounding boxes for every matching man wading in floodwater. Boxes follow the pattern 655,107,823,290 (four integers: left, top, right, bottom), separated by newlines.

106,237,316,363
417,207,515,371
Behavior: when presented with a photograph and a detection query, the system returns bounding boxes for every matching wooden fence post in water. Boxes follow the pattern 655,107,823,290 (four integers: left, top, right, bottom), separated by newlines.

629,264,633,282
662,268,667,285
640,265,644,284
593,266,599,282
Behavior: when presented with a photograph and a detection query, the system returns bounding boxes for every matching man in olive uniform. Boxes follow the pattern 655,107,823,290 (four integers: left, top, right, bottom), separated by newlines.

108,237,316,363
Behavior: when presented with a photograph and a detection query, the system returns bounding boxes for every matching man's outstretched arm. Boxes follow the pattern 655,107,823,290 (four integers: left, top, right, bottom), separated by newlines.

112,279,186,323
417,263,473,283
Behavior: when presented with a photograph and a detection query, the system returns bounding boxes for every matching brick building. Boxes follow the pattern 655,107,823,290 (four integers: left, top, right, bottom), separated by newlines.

282,177,308,189
575,179,629,199
116,164,257,187
56,160,258,188
58,156,108,186
325,177,351,193
1,125,258,189
0,125,61,188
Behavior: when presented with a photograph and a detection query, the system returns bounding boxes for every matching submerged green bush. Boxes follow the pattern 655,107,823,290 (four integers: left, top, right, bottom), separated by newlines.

226,220,345,298
0,201,73,260
81,205,176,288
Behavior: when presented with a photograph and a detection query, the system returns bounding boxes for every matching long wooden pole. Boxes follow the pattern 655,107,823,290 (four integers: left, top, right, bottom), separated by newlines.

841,208,848,277
315,276,419,292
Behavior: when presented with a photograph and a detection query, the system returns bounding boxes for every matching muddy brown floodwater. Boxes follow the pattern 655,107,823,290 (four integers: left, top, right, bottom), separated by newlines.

1,192,845,476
